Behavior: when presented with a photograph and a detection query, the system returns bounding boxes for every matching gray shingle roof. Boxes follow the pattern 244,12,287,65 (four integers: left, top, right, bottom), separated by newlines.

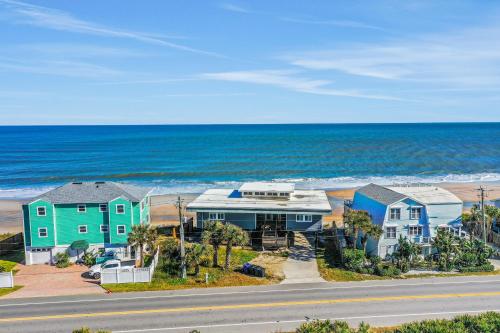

31,182,151,204
356,183,406,205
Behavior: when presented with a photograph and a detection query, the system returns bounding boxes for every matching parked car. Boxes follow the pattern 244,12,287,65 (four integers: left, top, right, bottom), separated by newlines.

95,250,117,265
88,259,134,280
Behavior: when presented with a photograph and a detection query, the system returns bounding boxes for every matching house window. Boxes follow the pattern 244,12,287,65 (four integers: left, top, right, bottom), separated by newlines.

38,227,48,238
99,204,108,212
410,207,422,219
243,191,252,196
279,192,289,197
116,204,125,214
117,225,126,235
386,226,397,239
255,192,265,196
37,206,46,216
389,208,401,220
141,201,145,210
100,224,109,233
209,213,225,221
77,204,86,213
409,225,423,236
78,225,88,234
296,214,313,222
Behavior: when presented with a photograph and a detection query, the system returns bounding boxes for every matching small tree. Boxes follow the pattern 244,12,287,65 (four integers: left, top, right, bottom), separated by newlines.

186,243,208,276
128,224,150,267
392,236,420,273
433,229,458,271
222,224,249,271
55,251,70,268
343,210,372,249
360,225,383,256
201,220,225,267
146,226,159,255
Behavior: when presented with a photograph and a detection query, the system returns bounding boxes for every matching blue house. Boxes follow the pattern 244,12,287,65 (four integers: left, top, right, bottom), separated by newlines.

186,182,332,233
349,183,464,258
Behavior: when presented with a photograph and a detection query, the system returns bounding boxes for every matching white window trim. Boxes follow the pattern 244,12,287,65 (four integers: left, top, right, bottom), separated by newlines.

296,214,313,222
408,225,423,236
38,227,48,238
385,226,397,239
36,206,46,216
389,208,401,220
77,204,86,213
116,204,125,214
117,225,126,235
410,207,422,220
100,224,109,233
78,225,88,234
209,213,225,221
99,204,108,212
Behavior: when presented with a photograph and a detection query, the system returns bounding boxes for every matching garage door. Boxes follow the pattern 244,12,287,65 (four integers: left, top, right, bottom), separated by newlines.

30,248,52,264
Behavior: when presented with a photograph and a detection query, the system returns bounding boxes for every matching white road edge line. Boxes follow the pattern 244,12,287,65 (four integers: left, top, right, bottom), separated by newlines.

1,278,499,308
112,309,500,332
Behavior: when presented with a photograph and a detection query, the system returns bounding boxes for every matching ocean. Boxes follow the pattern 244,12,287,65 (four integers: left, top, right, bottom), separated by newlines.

0,123,499,198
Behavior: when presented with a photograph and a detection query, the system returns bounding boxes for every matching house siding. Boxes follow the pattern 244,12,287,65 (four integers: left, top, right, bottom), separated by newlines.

55,203,108,245
286,214,322,231
108,198,132,245
197,212,256,230
28,200,55,247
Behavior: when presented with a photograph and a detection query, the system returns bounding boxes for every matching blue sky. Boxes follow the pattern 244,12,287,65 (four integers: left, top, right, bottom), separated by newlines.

1,0,500,124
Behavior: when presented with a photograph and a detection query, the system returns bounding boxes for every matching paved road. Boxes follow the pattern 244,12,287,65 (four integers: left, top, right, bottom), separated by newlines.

0,275,499,333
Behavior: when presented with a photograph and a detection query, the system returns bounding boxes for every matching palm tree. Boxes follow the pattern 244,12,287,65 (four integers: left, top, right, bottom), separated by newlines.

343,210,372,249
361,225,383,255
145,226,159,255
186,243,208,276
433,229,458,271
128,224,149,267
393,235,420,272
222,224,249,271
201,220,225,267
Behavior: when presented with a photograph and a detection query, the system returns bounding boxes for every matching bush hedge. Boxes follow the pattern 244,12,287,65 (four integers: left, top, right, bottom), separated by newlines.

294,312,500,333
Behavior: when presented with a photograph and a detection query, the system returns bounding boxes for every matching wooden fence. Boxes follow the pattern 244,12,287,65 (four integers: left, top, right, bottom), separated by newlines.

0,233,23,255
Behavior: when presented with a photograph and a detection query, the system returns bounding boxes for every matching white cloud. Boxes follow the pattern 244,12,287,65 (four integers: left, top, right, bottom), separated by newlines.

201,70,401,100
285,24,500,87
218,3,251,14
279,17,383,31
0,58,122,78
0,0,223,57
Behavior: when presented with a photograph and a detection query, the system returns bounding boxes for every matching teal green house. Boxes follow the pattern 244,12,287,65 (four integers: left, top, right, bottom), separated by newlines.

22,181,152,265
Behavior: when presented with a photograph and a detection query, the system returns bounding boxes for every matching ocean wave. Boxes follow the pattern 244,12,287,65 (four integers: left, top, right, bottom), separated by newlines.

2,173,499,199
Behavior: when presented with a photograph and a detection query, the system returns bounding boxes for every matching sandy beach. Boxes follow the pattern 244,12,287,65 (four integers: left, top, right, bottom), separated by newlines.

1,182,499,234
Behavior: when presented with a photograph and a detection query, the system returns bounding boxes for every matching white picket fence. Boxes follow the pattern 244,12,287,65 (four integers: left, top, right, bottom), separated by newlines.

0,271,14,288
101,250,159,284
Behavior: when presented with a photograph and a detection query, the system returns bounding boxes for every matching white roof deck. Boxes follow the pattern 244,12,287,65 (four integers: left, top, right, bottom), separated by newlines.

239,182,295,193
386,185,462,205
187,188,332,214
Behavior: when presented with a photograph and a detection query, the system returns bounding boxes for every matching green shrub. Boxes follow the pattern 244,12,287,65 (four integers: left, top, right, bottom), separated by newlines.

55,252,70,268
458,263,494,272
343,249,365,273
374,263,401,277
72,328,110,333
82,250,97,267
395,311,500,333
296,320,354,333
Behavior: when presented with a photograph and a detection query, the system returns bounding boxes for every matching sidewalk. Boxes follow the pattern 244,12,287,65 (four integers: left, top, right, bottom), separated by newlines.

281,233,326,284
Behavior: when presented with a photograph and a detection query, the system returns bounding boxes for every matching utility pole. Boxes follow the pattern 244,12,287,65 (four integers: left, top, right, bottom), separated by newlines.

477,186,488,243
176,196,186,279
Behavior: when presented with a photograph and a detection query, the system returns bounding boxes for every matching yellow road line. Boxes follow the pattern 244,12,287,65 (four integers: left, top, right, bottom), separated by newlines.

1,291,499,323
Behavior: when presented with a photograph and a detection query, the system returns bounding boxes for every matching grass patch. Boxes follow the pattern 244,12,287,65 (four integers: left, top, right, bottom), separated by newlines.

0,260,17,272
404,269,500,279
0,286,22,297
103,247,272,293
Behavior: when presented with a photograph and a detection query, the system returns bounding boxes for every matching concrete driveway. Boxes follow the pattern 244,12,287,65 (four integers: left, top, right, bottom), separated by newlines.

4,263,105,299
282,233,326,284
